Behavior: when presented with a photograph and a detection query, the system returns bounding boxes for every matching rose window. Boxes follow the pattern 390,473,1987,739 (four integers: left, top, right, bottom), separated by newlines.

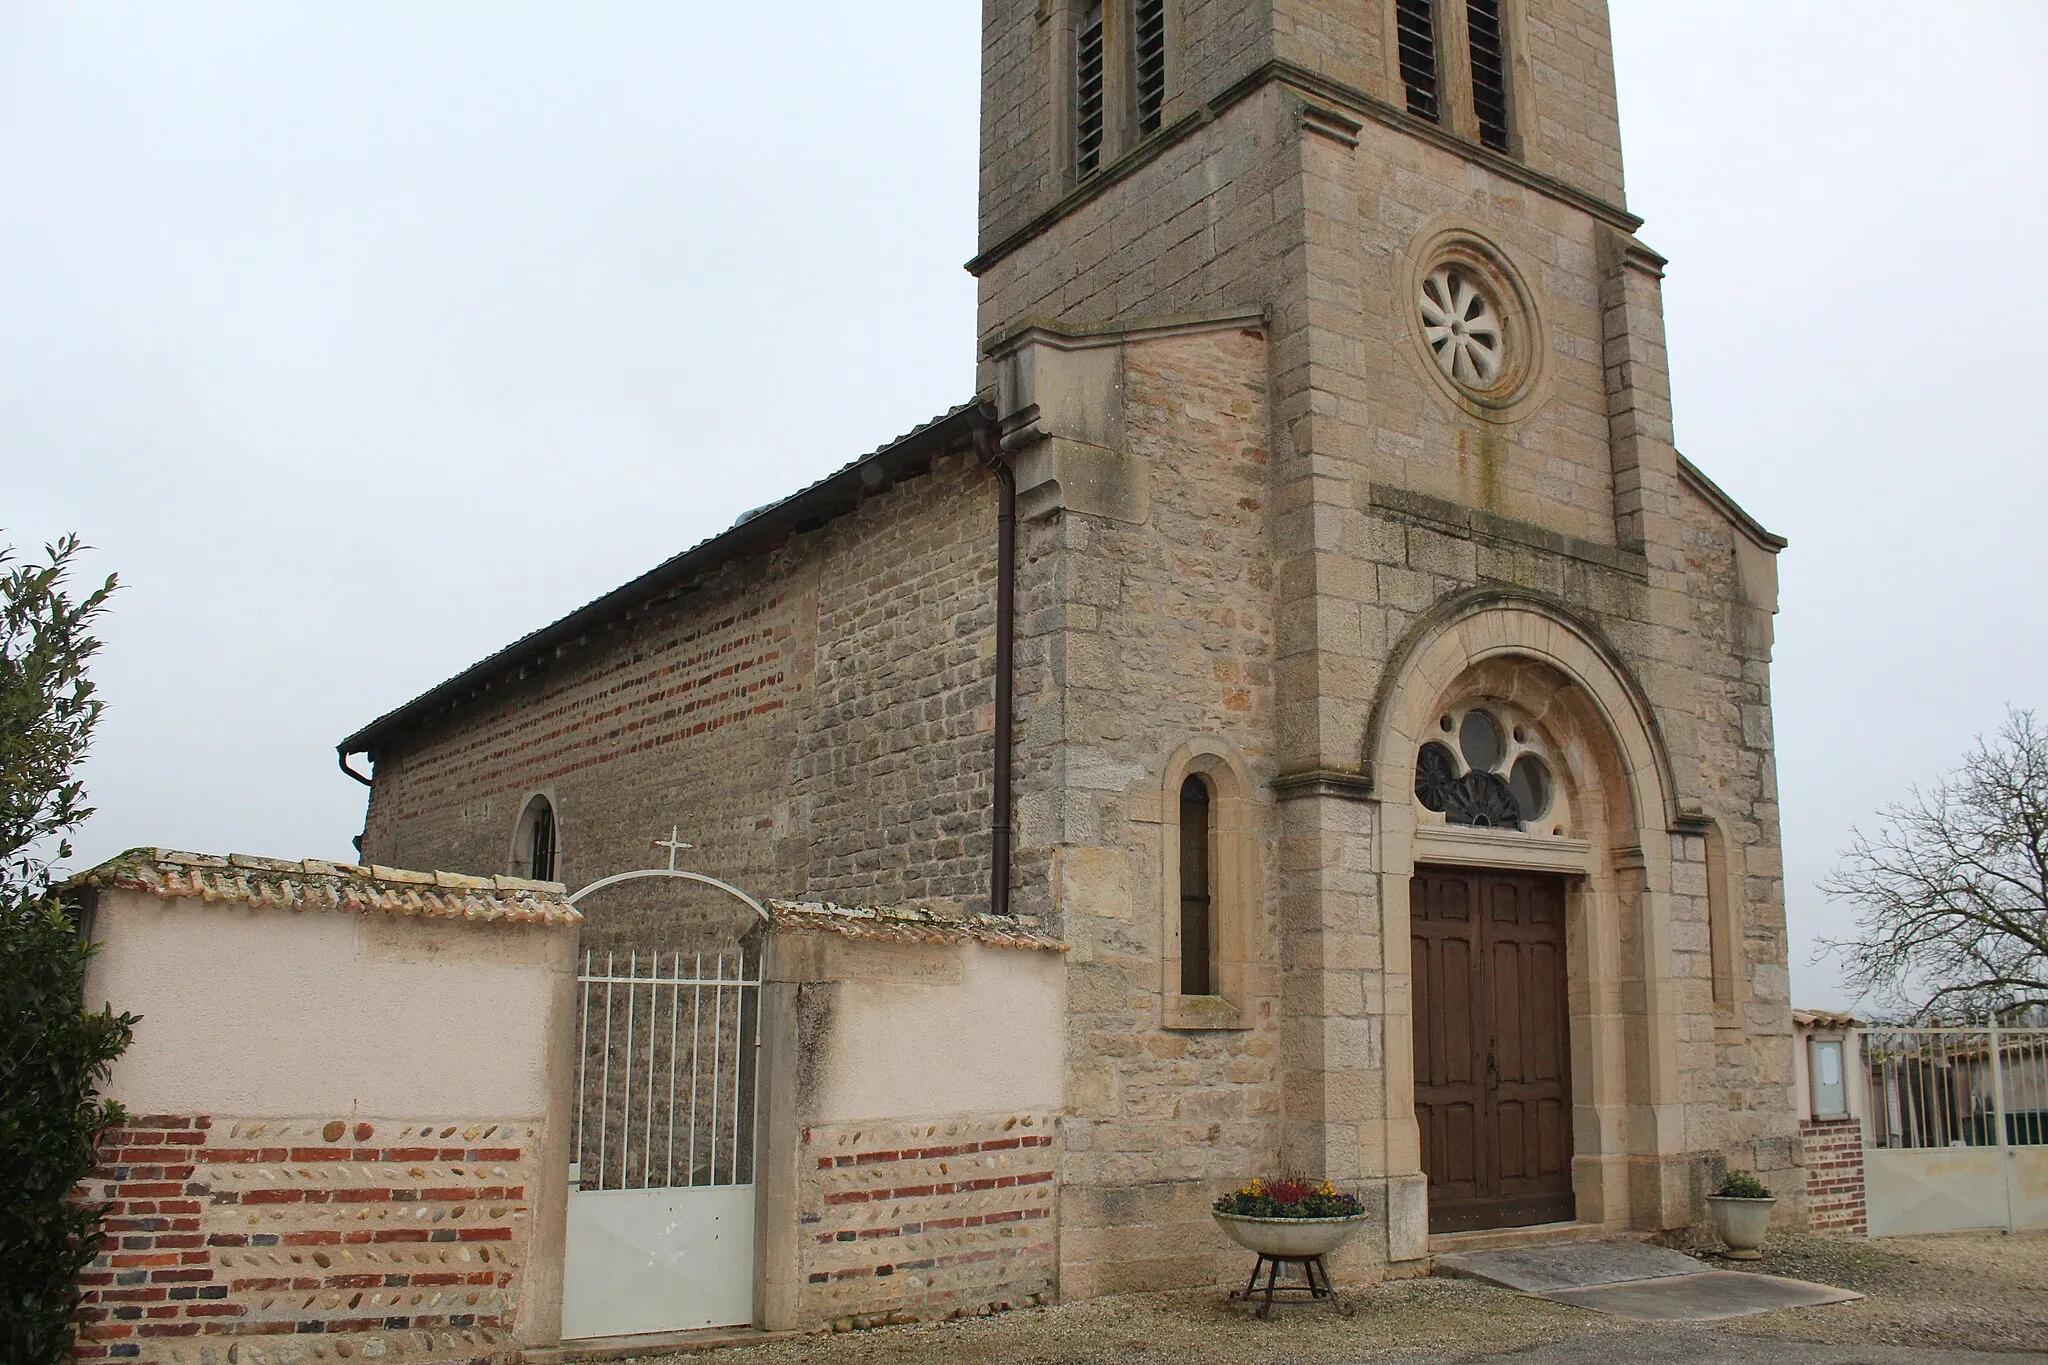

1420,264,1504,389
1415,707,1558,832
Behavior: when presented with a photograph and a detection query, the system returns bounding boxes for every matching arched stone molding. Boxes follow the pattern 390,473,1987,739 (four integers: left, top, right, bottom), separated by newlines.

1362,588,1678,828
1158,737,1260,1031
1365,591,1692,1237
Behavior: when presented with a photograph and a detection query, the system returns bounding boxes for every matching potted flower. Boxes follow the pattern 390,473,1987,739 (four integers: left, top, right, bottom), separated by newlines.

1212,1177,1369,1258
1706,1170,1775,1260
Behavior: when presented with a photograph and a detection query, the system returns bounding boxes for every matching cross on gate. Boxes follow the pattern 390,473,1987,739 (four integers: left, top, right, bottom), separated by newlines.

651,825,694,871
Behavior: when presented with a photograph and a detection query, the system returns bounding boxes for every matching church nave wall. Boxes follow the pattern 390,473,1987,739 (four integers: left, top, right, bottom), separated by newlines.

359,446,1006,916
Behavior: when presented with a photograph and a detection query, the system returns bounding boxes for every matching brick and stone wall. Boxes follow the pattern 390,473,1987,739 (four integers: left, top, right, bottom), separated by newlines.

71,862,576,1360
799,1115,1057,1327
360,448,1001,918
75,1115,538,1365
763,915,1066,1328
1800,1117,1868,1236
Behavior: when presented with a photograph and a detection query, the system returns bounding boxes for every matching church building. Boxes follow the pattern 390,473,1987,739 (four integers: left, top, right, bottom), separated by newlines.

334,0,1797,1339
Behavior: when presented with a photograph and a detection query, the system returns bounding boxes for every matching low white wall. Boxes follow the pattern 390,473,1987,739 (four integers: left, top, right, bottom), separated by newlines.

803,938,1065,1123
83,886,574,1118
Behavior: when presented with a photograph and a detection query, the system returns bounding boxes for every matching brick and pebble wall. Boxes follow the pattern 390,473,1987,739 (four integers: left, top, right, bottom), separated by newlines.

75,1116,538,1365
1800,1117,1868,1236
799,1114,1057,1329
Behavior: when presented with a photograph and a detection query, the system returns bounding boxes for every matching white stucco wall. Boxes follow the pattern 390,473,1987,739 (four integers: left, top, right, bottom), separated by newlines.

82,888,574,1118
807,940,1064,1123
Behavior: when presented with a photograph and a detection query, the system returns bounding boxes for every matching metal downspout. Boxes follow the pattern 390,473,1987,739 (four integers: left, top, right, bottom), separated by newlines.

975,411,1016,917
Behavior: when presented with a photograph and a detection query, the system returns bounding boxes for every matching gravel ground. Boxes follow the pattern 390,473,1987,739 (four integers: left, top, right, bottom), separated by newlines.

618,1231,2048,1365
1718,1229,2048,1354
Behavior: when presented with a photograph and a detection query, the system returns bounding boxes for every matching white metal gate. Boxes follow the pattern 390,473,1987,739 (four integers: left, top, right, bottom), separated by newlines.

1860,1026,2048,1237
561,865,767,1341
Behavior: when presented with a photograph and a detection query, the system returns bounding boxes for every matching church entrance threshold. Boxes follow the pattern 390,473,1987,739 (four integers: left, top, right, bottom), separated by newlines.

1411,866,1575,1235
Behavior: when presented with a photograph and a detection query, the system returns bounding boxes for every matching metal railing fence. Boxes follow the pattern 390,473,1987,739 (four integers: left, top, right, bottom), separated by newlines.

1860,1026,2048,1150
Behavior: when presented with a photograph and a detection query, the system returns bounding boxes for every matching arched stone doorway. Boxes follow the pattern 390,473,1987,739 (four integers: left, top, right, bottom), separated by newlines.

1366,592,1689,1241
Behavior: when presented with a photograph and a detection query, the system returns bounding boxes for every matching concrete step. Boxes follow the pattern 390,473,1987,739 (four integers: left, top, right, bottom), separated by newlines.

520,1327,803,1363
1427,1220,1622,1258
1432,1240,1706,1294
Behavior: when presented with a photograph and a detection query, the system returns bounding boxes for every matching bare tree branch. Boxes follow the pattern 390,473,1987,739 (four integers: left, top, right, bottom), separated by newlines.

1820,708,2048,1022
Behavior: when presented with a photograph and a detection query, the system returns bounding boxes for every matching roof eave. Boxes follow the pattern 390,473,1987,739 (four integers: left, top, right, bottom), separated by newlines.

339,402,988,759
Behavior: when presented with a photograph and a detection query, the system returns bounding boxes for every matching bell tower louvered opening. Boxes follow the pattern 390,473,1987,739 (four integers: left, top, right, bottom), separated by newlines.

1466,0,1510,151
1396,0,1441,124
1075,1,1107,179
1133,0,1167,137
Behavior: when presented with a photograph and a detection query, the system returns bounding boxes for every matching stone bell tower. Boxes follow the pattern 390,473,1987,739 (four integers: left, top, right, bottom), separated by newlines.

974,0,1791,1290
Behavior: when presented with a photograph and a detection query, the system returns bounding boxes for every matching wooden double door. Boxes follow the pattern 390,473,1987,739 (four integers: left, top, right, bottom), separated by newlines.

1411,866,1576,1233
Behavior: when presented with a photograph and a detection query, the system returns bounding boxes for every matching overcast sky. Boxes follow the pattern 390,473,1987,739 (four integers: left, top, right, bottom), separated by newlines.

5,3,2043,1012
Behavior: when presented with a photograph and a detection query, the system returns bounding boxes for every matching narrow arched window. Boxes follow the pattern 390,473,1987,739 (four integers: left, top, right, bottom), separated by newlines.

1706,822,1735,1011
1179,774,1214,996
529,802,556,882
514,795,558,882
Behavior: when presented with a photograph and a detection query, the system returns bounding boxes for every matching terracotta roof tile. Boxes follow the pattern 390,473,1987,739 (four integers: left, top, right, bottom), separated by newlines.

767,899,1067,953
68,848,579,927
1792,1008,1861,1030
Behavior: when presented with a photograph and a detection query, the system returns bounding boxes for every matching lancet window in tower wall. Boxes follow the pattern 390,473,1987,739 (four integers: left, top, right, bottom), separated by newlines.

1396,0,1441,123
1075,2,1107,179
1178,774,1214,996
1466,0,1511,151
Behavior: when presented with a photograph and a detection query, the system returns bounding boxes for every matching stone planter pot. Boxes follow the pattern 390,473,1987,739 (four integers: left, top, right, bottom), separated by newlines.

1211,1211,1370,1259
1707,1195,1775,1260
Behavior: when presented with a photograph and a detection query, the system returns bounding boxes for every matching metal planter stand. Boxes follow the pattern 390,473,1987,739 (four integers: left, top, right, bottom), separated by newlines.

1228,1253,1353,1319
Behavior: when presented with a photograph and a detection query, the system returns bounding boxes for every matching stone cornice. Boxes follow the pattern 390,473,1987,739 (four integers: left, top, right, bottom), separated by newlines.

968,59,1643,278
1270,767,1376,803
981,306,1269,360
1367,484,1651,580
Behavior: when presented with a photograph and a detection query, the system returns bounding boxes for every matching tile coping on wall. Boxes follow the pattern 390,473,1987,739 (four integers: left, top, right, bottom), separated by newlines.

767,900,1068,953
65,847,581,926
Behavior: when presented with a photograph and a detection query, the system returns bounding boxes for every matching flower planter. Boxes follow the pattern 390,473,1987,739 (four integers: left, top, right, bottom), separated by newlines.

1211,1211,1370,1259
1707,1195,1775,1260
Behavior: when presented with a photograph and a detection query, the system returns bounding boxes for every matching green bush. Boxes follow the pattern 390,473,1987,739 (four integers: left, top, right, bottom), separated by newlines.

1715,1170,1773,1200
0,899,137,1363
0,535,132,1364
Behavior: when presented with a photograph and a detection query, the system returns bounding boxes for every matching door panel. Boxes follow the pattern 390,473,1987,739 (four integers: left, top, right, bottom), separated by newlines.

1413,867,1576,1233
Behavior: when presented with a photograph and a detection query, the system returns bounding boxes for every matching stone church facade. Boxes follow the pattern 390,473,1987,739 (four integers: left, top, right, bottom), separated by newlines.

343,0,1795,1320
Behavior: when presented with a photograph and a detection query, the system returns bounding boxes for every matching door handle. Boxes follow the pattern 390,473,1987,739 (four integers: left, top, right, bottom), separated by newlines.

1486,1049,1500,1089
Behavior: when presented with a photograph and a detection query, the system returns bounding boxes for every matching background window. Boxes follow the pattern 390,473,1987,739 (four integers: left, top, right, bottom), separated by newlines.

1809,1037,1848,1118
